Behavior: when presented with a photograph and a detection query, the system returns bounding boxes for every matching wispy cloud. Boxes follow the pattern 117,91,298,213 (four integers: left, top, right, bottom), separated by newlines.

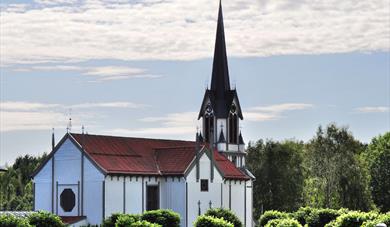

106,111,198,137
246,103,313,122
355,106,389,113
0,101,146,132
1,0,388,64
10,65,161,81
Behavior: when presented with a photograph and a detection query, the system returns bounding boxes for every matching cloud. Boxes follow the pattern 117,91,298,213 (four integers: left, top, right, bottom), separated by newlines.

10,65,161,81
0,102,60,111
106,111,199,137
1,0,388,64
0,101,146,131
0,111,67,132
82,66,162,81
355,106,389,113
246,103,313,121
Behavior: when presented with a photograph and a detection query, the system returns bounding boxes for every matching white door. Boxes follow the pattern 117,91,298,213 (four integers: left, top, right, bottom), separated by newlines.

57,184,79,216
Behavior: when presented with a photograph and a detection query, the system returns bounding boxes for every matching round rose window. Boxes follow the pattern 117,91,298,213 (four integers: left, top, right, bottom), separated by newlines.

60,188,75,212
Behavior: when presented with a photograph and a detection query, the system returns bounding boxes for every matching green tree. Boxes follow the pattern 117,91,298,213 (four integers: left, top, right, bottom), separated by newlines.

0,154,46,211
364,132,390,212
305,124,373,210
247,140,305,217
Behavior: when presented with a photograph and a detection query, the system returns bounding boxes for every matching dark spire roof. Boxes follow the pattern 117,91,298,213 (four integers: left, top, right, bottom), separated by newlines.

218,129,226,143
198,1,243,120
210,0,230,98
239,131,245,144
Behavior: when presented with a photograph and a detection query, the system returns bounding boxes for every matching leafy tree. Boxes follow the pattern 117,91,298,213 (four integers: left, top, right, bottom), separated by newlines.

364,132,390,212
0,154,46,211
247,140,305,216
305,124,373,210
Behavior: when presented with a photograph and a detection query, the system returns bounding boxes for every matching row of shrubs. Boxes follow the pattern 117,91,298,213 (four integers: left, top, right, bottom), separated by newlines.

0,211,65,227
103,208,243,227
103,209,180,227
0,208,241,227
259,207,390,227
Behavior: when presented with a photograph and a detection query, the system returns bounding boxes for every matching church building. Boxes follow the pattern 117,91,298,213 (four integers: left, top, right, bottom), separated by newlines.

32,2,254,226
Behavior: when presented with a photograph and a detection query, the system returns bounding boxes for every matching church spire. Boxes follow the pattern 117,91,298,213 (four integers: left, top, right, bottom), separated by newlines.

210,0,230,98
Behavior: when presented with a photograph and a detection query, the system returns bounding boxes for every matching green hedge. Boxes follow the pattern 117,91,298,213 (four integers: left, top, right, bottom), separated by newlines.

293,207,314,226
205,208,242,227
115,214,142,227
130,220,162,227
324,211,378,227
28,211,65,227
194,215,234,227
265,218,302,227
306,208,340,227
0,214,31,227
103,213,123,227
259,211,290,227
361,213,390,227
141,209,180,227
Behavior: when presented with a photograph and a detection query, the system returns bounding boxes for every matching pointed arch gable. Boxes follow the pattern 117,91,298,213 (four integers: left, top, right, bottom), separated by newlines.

32,133,107,179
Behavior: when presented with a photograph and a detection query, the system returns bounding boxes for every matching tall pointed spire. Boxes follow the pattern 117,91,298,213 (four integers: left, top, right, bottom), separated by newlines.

210,0,230,98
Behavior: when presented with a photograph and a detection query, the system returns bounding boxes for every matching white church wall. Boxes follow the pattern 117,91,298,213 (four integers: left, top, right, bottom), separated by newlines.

125,177,143,214
222,181,230,210
160,177,186,227
83,156,104,225
230,181,245,224
186,152,223,226
105,176,124,218
53,139,82,216
34,158,52,212
245,180,253,227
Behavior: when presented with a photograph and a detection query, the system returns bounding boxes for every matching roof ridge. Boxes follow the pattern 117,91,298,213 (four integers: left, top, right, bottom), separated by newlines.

88,153,141,157
71,133,194,143
154,145,196,150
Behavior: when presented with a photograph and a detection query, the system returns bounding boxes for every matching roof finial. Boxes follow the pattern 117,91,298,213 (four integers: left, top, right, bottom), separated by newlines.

51,128,55,150
82,125,85,134
66,108,72,133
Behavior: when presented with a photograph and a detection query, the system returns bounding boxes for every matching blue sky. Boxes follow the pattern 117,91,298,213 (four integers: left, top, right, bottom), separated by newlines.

0,0,389,166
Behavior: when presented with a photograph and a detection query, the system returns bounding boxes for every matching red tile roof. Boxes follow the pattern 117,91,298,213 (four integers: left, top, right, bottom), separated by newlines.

70,133,249,180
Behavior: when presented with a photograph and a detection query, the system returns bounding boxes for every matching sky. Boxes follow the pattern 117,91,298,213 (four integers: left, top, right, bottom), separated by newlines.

0,0,389,166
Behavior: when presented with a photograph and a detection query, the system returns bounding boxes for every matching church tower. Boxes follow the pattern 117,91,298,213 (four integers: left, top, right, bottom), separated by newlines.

198,1,246,168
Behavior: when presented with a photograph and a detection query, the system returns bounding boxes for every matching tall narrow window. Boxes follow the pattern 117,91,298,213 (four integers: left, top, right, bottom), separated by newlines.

229,104,238,144
146,185,159,211
204,103,214,143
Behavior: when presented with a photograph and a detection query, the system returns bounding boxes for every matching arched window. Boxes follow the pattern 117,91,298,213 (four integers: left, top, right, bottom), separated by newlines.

229,104,238,144
204,103,214,143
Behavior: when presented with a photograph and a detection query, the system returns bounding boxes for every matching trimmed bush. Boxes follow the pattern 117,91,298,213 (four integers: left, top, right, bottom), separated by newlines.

194,215,234,227
28,211,65,227
205,208,242,227
265,218,302,227
361,212,390,227
130,220,162,227
0,214,31,227
104,213,123,227
259,211,289,227
141,209,180,227
115,214,142,227
293,207,315,226
324,211,378,227
306,208,340,227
